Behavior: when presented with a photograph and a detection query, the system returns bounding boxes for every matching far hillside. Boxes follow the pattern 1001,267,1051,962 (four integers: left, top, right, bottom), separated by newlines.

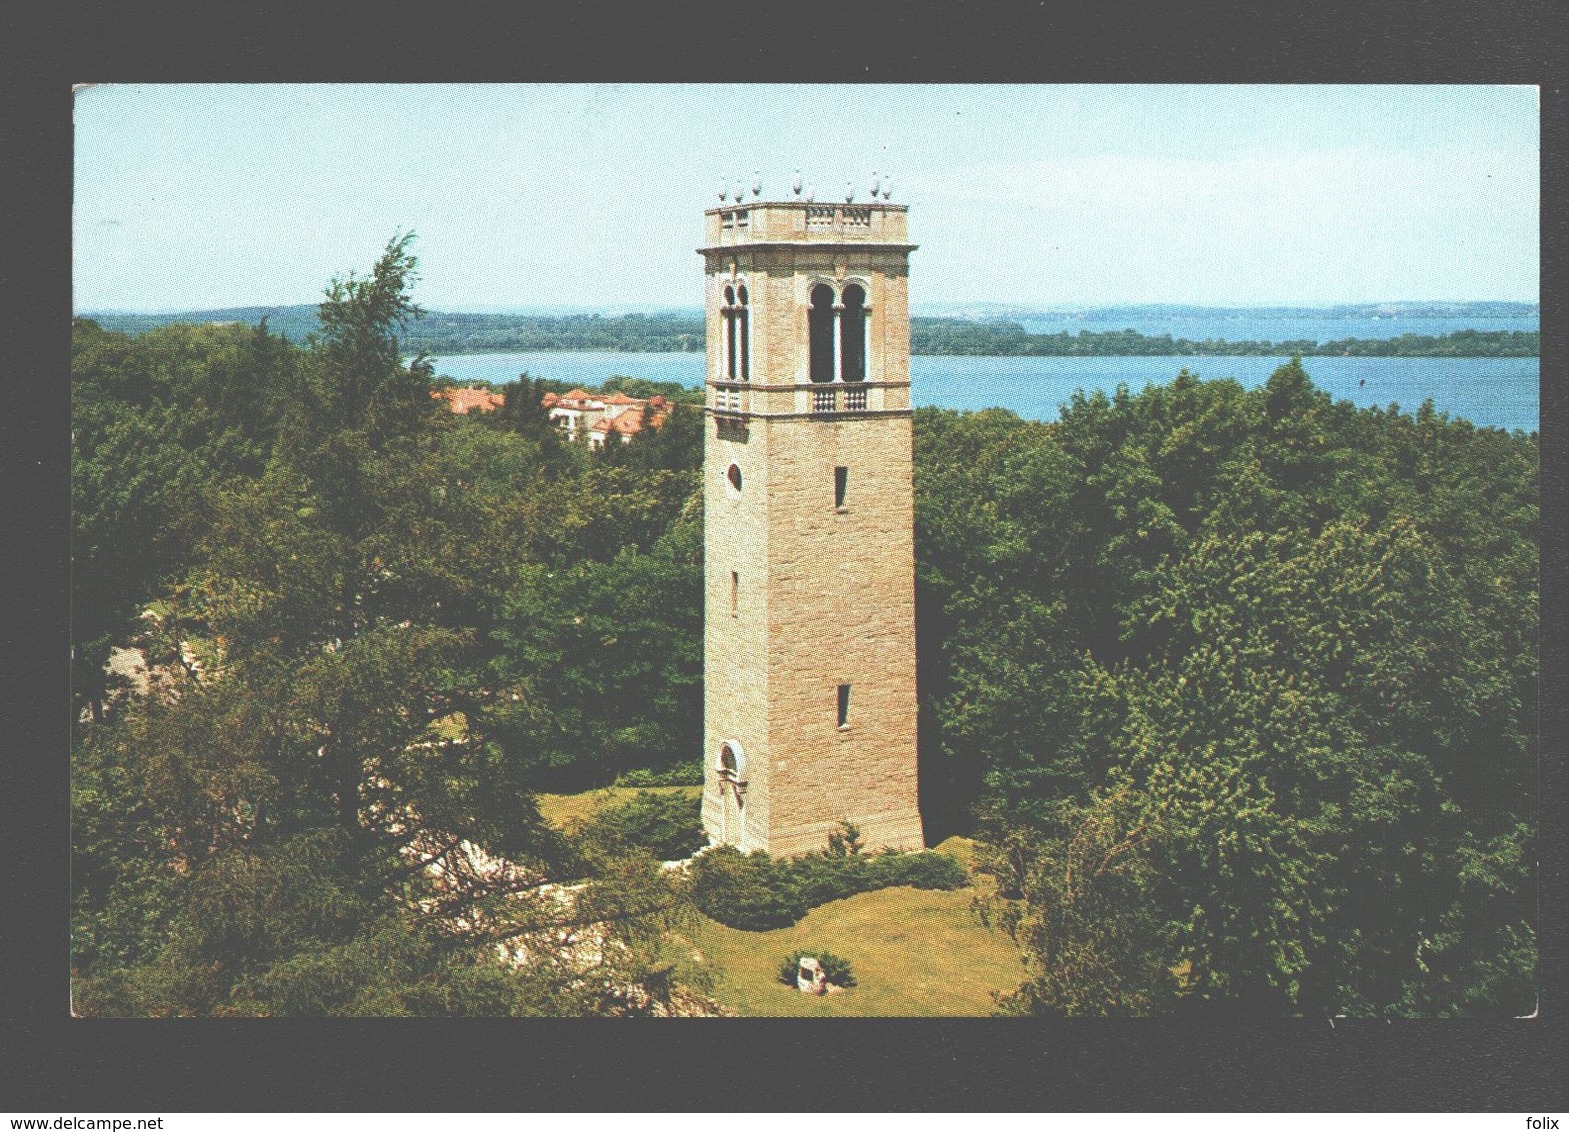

80,304,1539,358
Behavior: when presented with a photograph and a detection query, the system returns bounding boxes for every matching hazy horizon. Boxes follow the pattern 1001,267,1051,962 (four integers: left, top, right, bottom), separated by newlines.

76,299,1540,318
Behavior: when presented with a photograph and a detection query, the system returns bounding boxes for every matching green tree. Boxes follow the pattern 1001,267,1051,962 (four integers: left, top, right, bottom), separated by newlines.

71,317,300,720
621,401,704,473
492,373,571,474
72,237,698,1016
486,541,702,790
992,782,1176,1017
911,361,1536,1016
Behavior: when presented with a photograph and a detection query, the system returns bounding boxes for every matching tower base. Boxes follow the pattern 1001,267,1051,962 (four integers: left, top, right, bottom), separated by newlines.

761,807,926,859
701,791,925,858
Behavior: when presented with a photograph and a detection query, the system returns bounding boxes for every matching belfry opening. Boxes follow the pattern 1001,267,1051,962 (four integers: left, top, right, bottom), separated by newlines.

809,284,834,383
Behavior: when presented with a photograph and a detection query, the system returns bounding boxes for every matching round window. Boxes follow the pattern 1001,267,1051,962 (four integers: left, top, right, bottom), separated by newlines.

727,463,743,492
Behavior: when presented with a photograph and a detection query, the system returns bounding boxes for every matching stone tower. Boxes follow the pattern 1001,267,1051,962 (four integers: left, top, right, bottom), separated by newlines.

699,195,924,857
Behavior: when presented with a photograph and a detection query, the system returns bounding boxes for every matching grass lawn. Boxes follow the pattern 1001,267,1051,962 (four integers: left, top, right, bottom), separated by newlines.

534,785,1020,1015
685,881,1025,1017
930,833,982,870
536,785,702,831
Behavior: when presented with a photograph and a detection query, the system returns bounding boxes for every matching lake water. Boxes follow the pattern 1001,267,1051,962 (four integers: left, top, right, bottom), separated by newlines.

429,351,1539,434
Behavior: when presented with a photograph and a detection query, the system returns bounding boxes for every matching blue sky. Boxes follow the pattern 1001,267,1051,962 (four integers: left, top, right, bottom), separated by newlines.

73,84,1539,312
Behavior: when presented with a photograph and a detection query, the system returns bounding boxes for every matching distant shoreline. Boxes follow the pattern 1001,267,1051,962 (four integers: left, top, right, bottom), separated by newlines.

907,323,1537,359
78,306,1541,361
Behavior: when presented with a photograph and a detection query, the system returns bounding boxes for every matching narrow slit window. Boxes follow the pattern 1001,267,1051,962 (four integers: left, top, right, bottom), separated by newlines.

837,683,851,728
730,570,739,616
834,466,848,509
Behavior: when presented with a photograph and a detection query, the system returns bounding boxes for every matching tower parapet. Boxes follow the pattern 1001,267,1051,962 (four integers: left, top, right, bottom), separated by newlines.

704,200,910,247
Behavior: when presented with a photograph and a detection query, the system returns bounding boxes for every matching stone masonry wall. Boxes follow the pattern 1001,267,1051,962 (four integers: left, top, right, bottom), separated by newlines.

702,418,772,851
760,414,923,855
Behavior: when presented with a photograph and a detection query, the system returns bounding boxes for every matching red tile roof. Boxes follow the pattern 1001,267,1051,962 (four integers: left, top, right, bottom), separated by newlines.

595,410,666,435
434,387,504,414
591,415,634,434
535,388,671,439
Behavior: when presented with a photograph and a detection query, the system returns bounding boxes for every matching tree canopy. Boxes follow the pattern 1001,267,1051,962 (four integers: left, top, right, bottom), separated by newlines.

916,363,1537,1016
72,237,705,1016
73,238,1537,1018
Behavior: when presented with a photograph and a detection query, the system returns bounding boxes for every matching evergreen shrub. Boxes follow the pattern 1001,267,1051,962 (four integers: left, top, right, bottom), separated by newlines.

689,847,805,930
865,850,968,891
614,760,705,788
691,842,970,931
787,853,872,909
578,790,705,861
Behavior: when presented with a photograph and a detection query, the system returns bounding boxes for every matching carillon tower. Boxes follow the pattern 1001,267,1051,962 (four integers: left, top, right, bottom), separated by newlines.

699,185,924,857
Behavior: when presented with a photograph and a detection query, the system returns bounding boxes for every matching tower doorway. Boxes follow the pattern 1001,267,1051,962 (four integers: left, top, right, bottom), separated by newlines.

715,739,747,847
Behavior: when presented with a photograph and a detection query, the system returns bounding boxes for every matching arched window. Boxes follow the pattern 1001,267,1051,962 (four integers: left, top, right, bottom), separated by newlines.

808,283,835,383
737,284,750,381
840,284,866,382
723,285,738,380
722,283,751,381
